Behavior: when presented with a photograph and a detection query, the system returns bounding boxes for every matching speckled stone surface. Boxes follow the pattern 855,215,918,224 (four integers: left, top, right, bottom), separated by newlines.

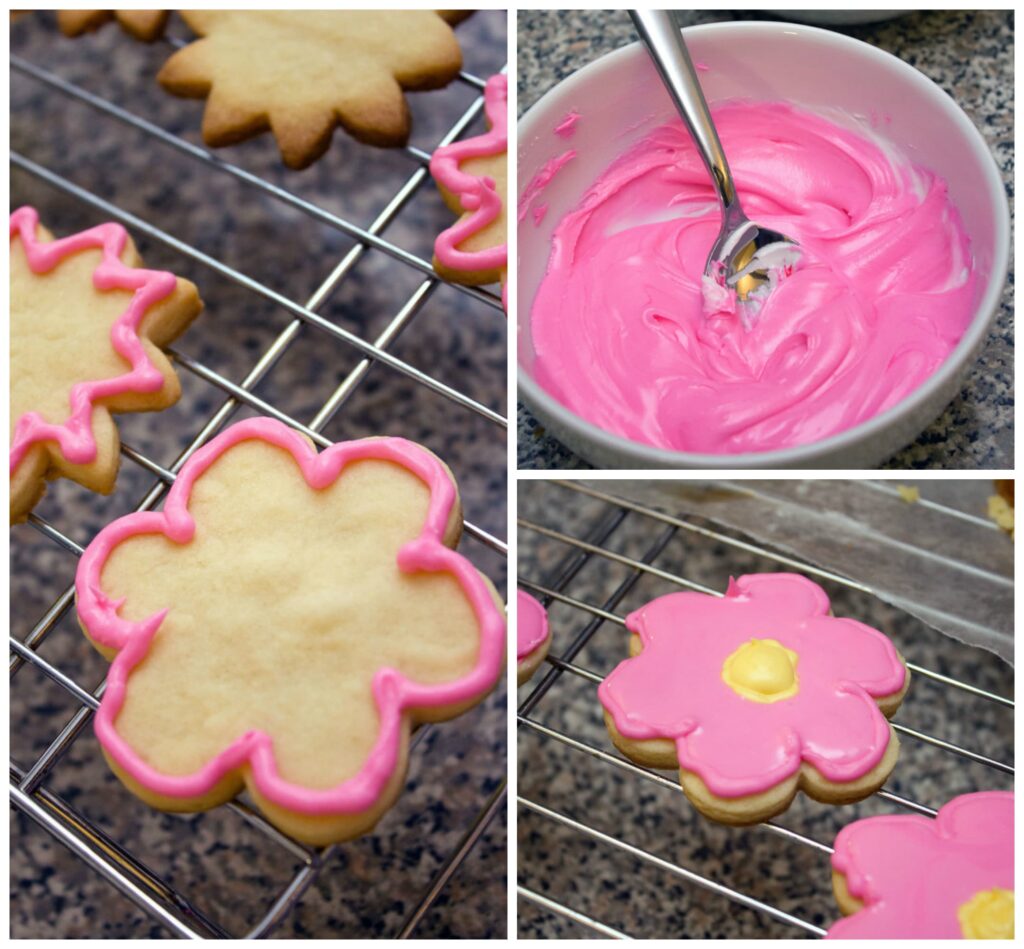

517,10,1014,470
11,10,507,939
517,479,1013,938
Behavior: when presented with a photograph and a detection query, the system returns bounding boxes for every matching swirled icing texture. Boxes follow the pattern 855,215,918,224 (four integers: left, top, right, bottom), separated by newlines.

530,102,977,454
517,589,549,661
598,573,906,797
828,791,1013,939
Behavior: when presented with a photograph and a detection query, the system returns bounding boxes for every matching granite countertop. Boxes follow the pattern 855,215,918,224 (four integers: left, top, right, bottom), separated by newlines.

517,10,1014,470
517,479,1014,938
11,10,506,939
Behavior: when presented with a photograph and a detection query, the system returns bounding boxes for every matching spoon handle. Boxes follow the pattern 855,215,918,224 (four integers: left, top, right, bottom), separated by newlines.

629,10,741,218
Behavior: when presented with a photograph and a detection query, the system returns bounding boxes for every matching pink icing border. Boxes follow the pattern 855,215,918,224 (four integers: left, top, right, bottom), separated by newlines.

430,73,507,277
828,791,1014,938
516,589,549,661
10,205,178,474
75,417,506,815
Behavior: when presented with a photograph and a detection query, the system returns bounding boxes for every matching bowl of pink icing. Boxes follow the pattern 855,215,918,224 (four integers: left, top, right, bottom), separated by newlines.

517,21,1009,468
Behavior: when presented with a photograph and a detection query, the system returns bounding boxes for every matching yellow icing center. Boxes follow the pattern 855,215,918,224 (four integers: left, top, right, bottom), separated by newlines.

958,888,1014,939
721,638,799,703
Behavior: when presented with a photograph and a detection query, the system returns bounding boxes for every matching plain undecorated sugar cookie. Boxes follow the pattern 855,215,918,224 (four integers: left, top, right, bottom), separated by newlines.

157,11,466,169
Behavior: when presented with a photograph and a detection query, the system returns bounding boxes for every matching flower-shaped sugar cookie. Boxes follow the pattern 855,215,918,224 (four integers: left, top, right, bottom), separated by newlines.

988,479,1014,538
75,418,505,845
829,791,1013,938
10,206,202,522
430,73,508,306
517,590,550,686
58,10,169,41
157,11,465,169
599,573,909,824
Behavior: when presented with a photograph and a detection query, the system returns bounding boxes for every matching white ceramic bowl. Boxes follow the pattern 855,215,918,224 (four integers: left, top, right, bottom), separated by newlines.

769,11,911,26
517,22,1009,468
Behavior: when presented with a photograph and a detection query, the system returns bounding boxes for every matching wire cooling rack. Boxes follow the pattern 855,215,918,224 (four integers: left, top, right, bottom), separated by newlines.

10,15,507,940
517,480,1013,939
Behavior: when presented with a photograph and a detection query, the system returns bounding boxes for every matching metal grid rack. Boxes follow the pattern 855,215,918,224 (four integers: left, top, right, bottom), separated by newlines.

10,16,507,940
517,481,1014,939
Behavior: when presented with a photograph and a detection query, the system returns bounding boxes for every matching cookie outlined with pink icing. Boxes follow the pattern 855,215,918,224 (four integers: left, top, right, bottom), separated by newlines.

829,791,1013,938
10,206,202,522
517,589,550,685
599,573,909,824
75,418,506,845
430,73,507,304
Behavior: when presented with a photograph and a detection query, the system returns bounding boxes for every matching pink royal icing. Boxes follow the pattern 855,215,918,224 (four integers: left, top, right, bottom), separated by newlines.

10,206,178,474
554,110,581,138
518,149,576,225
598,573,906,797
828,791,1014,939
517,589,550,661
430,73,507,279
529,101,977,454
74,417,506,815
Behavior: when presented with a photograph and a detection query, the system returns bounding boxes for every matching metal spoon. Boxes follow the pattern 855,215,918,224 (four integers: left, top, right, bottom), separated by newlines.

629,10,798,304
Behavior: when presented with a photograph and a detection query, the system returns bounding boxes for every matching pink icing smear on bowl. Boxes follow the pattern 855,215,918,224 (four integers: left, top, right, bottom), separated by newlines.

529,101,977,454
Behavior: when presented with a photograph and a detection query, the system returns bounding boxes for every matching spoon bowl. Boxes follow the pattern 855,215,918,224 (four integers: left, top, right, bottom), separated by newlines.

630,9,798,308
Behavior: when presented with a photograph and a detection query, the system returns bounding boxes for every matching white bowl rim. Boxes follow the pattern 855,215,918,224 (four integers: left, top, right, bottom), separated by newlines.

517,20,1010,469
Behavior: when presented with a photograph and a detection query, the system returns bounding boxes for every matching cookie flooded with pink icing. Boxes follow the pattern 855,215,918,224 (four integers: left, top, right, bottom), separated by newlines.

599,573,909,824
74,417,506,845
517,589,551,686
10,206,202,522
530,101,977,455
430,73,508,305
829,791,1013,939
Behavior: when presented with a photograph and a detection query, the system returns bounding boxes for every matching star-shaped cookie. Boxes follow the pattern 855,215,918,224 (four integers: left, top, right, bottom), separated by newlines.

157,11,465,169
10,207,202,522
57,10,169,42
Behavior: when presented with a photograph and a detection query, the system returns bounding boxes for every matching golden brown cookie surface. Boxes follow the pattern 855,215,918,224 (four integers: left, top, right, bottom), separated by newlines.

158,11,464,169
57,9,169,41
